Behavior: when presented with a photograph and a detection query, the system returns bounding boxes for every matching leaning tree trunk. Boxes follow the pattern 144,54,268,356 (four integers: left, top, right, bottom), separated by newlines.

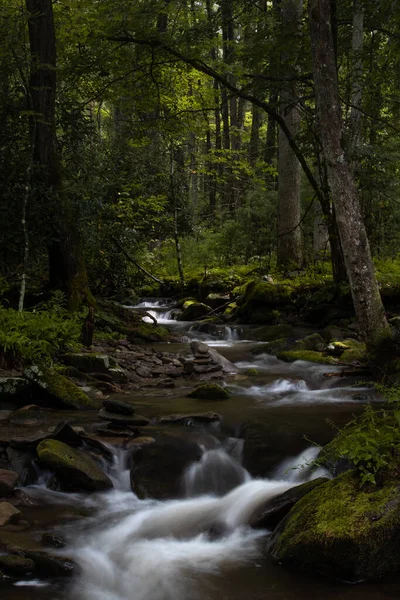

26,0,93,310
308,0,390,348
277,0,303,270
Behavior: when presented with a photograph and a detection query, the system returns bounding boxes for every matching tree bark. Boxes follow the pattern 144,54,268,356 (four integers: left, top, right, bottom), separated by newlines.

308,0,389,348
26,0,93,310
277,0,303,270
348,0,364,157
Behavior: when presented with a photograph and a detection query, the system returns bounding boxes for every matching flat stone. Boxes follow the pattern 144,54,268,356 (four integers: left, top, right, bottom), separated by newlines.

0,554,35,575
157,412,222,425
0,470,18,497
126,437,156,449
0,502,21,526
103,398,135,416
191,342,210,355
98,409,150,426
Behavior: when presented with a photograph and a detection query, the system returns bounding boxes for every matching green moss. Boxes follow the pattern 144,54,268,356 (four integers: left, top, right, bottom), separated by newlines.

236,281,293,324
270,471,400,581
24,365,97,409
277,350,338,365
245,367,259,376
292,333,325,352
223,302,237,317
178,302,211,321
188,383,230,400
340,339,367,363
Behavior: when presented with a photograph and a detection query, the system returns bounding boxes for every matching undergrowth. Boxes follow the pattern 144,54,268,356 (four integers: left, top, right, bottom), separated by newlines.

324,383,400,486
0,293,81,368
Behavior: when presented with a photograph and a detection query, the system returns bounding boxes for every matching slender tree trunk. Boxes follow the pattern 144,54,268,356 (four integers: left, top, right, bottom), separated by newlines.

249,104,263,167
308,0,389,348
277,0,303,270
348,0,364,157
26,0,92,310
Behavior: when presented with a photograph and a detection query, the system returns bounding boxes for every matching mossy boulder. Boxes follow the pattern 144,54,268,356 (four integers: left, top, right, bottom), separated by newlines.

37,439,112,492
291,333,326,352
178,302,212,321
245,368,259,376
277,351,338,365
339,339,367,363
223,302,237,318
0,554,35,576
24,366,97,409
236,281,292,323
269,471,400,582
188,383,230,400
251,338,296,356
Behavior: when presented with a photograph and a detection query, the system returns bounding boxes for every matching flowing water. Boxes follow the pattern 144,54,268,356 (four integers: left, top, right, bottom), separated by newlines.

3,301,400,600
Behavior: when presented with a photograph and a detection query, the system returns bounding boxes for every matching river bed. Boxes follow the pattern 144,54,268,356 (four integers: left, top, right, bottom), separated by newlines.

1,302,398,600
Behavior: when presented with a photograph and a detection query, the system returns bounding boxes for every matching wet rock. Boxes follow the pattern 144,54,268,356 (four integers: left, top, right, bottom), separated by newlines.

268,472,400,582
0,502,21,526
41,533,66,549
247,325,295,342
130,434,202,499
252,478,328,529
103,398,135,415
80,435,114,462
277,350,338,365
178,302,211,321
291,333,326,353
6,447,37,486
157,412,222,425
136,366,152,379
126,437,156,450
98,408,150,426
22,550,75,578
189,342,238,374
24,365,97,409
37,439,113,492
50,421,83,447
0,554,35,576
188,383,230,401
60,352,117,373
9,489,35,507
0,470,18,497
0,410,11,421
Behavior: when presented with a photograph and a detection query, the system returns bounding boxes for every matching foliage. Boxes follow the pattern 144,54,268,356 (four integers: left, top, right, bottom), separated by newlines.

325,384,400,486
0,304,81,368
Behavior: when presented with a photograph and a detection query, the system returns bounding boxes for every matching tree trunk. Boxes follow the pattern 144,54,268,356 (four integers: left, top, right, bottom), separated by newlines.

26,0,92,310
348,0,364,158
277,0,303,270
308,0,389,348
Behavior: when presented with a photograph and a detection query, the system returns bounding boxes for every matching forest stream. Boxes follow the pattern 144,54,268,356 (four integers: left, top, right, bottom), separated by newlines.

1,301,400,600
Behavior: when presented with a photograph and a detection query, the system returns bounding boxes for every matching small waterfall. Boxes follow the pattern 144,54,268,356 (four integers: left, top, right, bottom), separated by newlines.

184,447,250,497
71,478,292,600
272,446,329,483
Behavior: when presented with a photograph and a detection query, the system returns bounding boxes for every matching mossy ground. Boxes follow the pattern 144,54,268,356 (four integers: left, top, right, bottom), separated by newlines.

270,470,400,581
277,350,338,365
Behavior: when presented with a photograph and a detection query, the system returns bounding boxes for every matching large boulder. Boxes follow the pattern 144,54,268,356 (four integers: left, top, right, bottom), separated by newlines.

268,471,400,582
178,302,212,321
0,469,18,497
37,439,112,492
188,383,230,401
130,434,202,499
24,366,97,409
236,281,293,324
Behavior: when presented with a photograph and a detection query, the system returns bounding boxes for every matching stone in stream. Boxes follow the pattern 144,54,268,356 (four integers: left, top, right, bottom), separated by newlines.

0,470,18,497
189,342,238,374
41,532,66,549
0,502,21,527
268,471,400,583
251,478,328,530
103,398,135,415
22,550,75,577
98,408,150,426
188,383,230,401
0,554,35,576
130,434,202,499
157,412,222,425
36,439,113,492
